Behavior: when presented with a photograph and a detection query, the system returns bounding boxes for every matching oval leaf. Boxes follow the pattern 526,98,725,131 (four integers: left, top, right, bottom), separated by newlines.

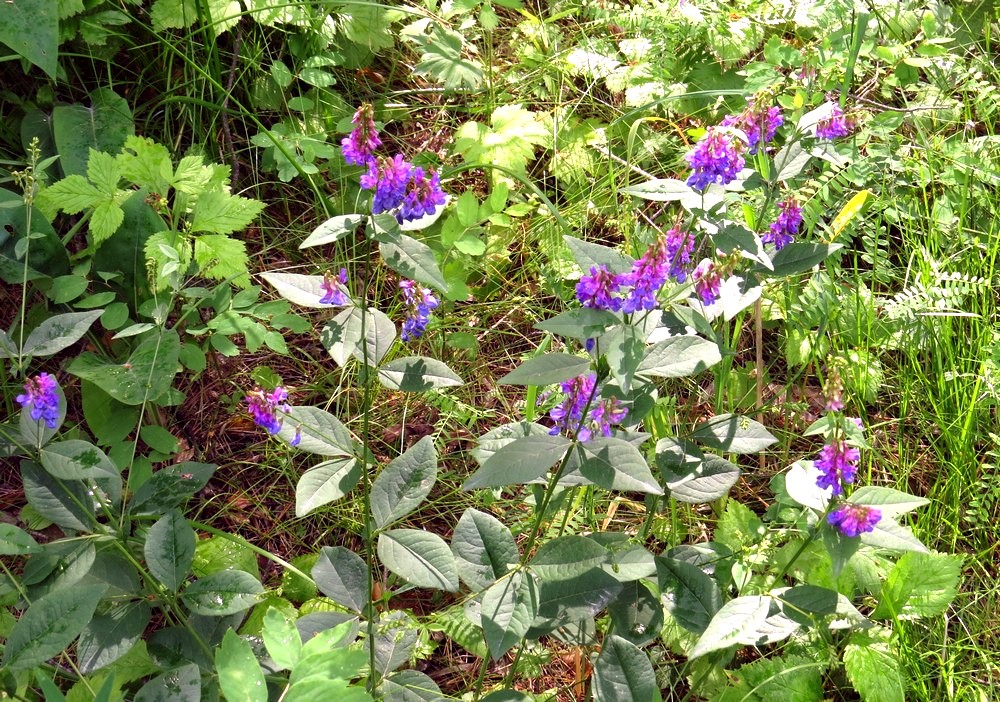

2,585,107,671
217,629,267,702
260,271,339,308
463,434,571,490
688,595,771,659
182,570,263,615
295,457,361,517
592,634,657,702
378,529,459,592
691,414,777,454
499,353,591,386
637,336,721,378
372,436,437,529
378,356,463,391
145,511,195,590
22,310,103,358
299,214,366,249
313,546,368,613
451,508,519,591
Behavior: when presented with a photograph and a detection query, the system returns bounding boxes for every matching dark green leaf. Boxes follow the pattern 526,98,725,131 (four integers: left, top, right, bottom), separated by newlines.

378,670,445,702
662,453,741,503
133,663,201,702
499,353,591,386
371,610,420,674
52,89,134,177
0,524,43,555
372,436,437,529
145,511,195,590
67,329,181,405
378,356,463,391
39,440,118,480
0,0,58,77
378,529,459,592
378,233,448,292
129,462,216,514
655,557,722,635
534,309,620,341
763,242,843,277
313,546,368,613
182,570,263,616
482,571,539,660
533,568,623,629
412,25,483,90
1,585,106,671
691,414,777,453
462,434,571,490
22,459,94,531
451,508,518,590
577,438,663,495
531,536,608,581
607,580,663,647
77,601,151,674
563,235,633,275
592,635,656,702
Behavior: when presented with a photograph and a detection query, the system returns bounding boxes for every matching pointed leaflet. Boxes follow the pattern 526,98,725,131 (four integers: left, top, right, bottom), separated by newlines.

531,536,609,581
261,272,340,308
262,607,302,671
144,510,195,590
77,601,152,674
217,629,267,702
637,335,722,378
844,630,905,702
129,462,216,514
299,214,366,248
848,486,929,518
39,440,118,480
182,570,264,616
1,585,107,671
279,406,355,458
0,524,43,555
134,663,201,702
871,552,963,620
67,329,181,405
22,310,103,358
534,309,620,341
577,437,663,495
662,453,741,504
498,353,591,386
371,610,421,675
592,635,657,702
378,670,445,702
312,546,368,614
688,595,772,659
607,580,663,646
378,356,464,392
372,436,437,529
320,306,397,367
22,459,94,531
691,414,777,454
189,191,265,235
564,235,633,275
295,457,362,517
463,434,571,490
655,557,723,635
482,571,539,660
378,529,459,592
451,508,519,591
378,231,449,292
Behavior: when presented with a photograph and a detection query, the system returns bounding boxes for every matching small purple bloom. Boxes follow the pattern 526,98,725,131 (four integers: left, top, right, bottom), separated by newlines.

319,268,350,306
828,503,881,537
588,396,629,440
549,372,628,442
576,265,624,312
763,198,803,250
665,226,696,282
16,373,60,429
400,279,440,341
399,167,447,223
685,127,746,191
362,154,412,215
814,440,861,496
621,237,670,313
720,99,783,155
815,103,854,140
245,386,291,436
341,103,382,166
692,259,722,305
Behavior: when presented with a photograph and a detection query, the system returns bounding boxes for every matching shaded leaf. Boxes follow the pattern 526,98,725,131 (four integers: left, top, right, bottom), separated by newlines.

378,529,459,592
372,436,437,529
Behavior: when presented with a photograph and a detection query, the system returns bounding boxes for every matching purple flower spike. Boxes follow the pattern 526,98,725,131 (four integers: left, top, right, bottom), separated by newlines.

245,386,291,436
549,372,597,440
621,237,670,313
400,279,440,341
576,265,624,312
720,99,783,154
400,167,447,223
665,226,696,282
814,440,861,496
685,127,746,191
341,103,381,166
828,503,881,537
319,268,350,306
362,154,413,215
815,103,854,140
692,259,722,305
763,197,803,250
589,396,629,439
16,373,60,429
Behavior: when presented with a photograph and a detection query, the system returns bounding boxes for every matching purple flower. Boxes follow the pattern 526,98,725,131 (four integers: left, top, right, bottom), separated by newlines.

400,167,447,223
341,103,382,166
16,373,60,429
245,386,291,436
361,155,412,215
665,226,696,282
576,265,624,312
763,198,803,250
815,103,854,140
685,127,746,191
720,100,783,155
400,279,440,341
692,259,722,305
549,373,628,442
621,237,670,313
319,268,350,306
828,503,881,537
814,440,861,496
588,396,629,439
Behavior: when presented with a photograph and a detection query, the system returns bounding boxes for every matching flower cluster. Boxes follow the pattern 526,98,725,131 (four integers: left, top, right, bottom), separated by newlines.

814,439,860,496
720,99,783,155
16,373,60,429
665,226,696,283
245,386,299,445
400,280,440,341
685,127,746,191
814,102,854,140
621,237,671,313
827,503,882,537
763,198,803,250
548,372,628,442
576,265,624,312
692,259,722,306
319,268,350,306
343,105,447,224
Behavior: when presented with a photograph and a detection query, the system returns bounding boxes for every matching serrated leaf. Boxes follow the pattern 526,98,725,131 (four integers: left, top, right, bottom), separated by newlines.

312,546,368,613
871,552,962,620
1,585,106,671
190,191,265,235
844,631,905,702
22,310,103,358
454,104,548,181
637,335,722,378
463,434,571,490
87,149,122,195
691,414,777,453
592,635,656,702
372,436,437,529
150,0,197,30
44,175,102,213
688,595,771,659
377,356,463,391
182,570,263,615
451,508,518,590
90,200,126,247
119,136,173,194
299,214,366,248
482,571,539,660
498,353,591,386
413,25,483,90
145,511,195,590
217,629,267,702
378,529,459,592
193,234,250,287
295,457,361,517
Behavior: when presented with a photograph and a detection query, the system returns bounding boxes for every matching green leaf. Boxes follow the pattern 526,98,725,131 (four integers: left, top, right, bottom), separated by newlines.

848,486,929,518
22,459,94,531
592,635,656,702
637,335,722,378
77,601,151,674
563,235,633,275
190,192,265,235
451,508,518,591
129,462,216,514
377,356,463,392
762,242,843,277
134,663,200,702
299,214,366,248
371,610,420,675
0,524,43,554
140,425,179,455
531,536,608,581
621,178,693,202
262,607,302,671
724,653,825,702
217,629,267,702
145,511,195,590
844,630,905,702
378,232,449,292
52,89,134,177
378,670,444,702
39,440,118,480
295,457,361,517
534,309,620,341
412,25,483,90
691,414,777,454
655,557,722,635
482,571,539,660
607,581,662,647
319,306,395,367
313,546,368,613
49,275,90,304
22,310,103,358
150,0,197,30
872,552,962,620
87,149,122,195
68,330,181,405
462,434,571,490
193,234,250,287
860,519,928,553
44,175,102,212
182,570,263,616
119,136,173,194
0,0,58,77
1,585,106,671
91,201,126,248
279,406,354,458
454,105,548,179
662,453,741,503
533,568,623,628
577,438,663,494
372,436,437,529
471,421,551,467
498,353,591,386
688,595,771,659
378,529,459,592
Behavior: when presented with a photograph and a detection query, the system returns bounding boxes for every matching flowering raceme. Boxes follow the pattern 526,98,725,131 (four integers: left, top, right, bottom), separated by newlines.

548,372,628,442
763,198,803,250
576,265,624,312
692,259,722,305
400,280,440,341
621,237,670,313
361,156,447,224
814,439,860,496
685,127,746,191
814,102,854,140
245,386,299,445
341,103,381,166
665,226,696,282
319,268,350,306
16,373,60,429
721,99,783,154
828,503,881,537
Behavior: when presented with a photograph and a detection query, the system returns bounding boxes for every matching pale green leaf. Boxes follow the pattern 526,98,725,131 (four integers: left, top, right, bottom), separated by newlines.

295,457,361,517
44,175,102,213
378,529,459,592
193,234,250,287
371,436,437,529
190,191,266,235
217,629,267,702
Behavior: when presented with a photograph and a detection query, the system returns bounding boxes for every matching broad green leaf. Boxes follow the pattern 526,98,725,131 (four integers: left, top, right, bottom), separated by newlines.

454,104,548,181
498,353,591,386
462,434,571,490
471,421,551,466
150,0,197,29
259,272,331,308
662,453,740,503
77,601,151,674
295,457,361,517
193,534,259,579
533,568,623,628
262,607,302,671
482,571,539,660
534,309,620,341
872,552,962,620
378,529,459,592
691,414,777,453
182,570,263,616
320,306,396,367
0,0,58,78
48,274,89,304
133,663,201,702
279,406,354,457
621,178,693,202
87,149,122,195
378,232,449,292
22,459,94,531
655,557,722,635
577,437,663,495
531,536,608,581
1,585,106,671
848,486,929,518
563,235,633,275
52,89,134,177
39,440,118,480
44,175,102,213
0,524,43,554
67,329,181,405
592,635,656,702
313,546,368,613
688,595,771,659
844,630,905,702
22,310,103,358
860,519,928,554
129,462,216,514
413,25,483,90
377,356,463,392
774,585,839,620
193,234,250,287
604,324,644,392
145,511,195,590
763,242,843,277
299,214,366,248
451,508,518,591
607,581,663,647
217,629,267,702
190,191,266,235
34,671,68,702
372,436,437,529
118,136,173,193
371,610,420,675
0,328,16,359
637,335,722,378
378,670,444,702
722,653,825,702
